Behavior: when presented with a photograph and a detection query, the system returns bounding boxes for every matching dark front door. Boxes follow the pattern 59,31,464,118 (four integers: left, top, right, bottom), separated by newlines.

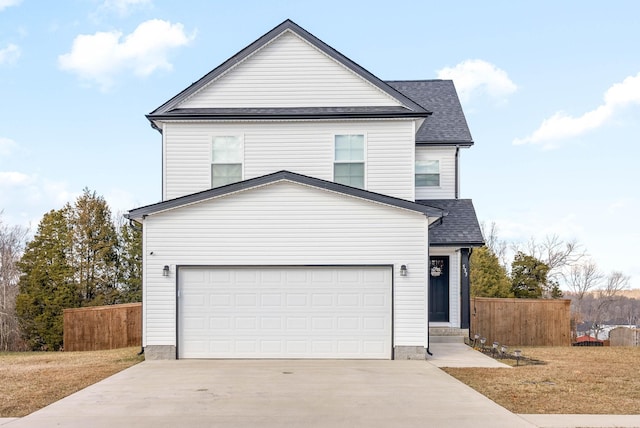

429,256,449,322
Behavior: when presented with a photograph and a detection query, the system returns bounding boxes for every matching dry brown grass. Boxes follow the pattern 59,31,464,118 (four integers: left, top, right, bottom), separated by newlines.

443,347,640,414
0,347,144,417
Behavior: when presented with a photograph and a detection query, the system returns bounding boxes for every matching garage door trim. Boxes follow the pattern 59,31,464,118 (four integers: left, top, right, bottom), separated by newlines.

175,264,394,359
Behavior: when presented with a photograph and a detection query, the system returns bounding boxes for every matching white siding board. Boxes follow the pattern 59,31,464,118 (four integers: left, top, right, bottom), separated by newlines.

163,120,415,201
179,31,401,108
415,147,456,199
143,181,429,349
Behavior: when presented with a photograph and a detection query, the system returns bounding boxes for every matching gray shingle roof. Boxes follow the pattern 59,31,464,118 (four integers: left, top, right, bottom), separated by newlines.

387,80,473,146
417,199,484,247
127,171,446,221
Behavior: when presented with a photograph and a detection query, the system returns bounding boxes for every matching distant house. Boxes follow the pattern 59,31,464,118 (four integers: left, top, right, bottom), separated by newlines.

126,20,483,360
573,334,604,346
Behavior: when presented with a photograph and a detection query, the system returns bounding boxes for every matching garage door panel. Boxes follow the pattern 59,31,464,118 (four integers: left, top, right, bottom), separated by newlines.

179,266,392,359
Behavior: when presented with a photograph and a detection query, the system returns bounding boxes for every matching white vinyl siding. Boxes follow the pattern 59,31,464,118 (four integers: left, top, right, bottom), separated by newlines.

429,248,460,328
163,120,415,200
415,147,456,199
142,180,429,349
179,30,402,108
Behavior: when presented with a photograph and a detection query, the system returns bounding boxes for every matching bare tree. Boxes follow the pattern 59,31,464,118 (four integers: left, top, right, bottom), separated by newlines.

564,259,603,338
586,271,630,339
566,259,603,301
0,214,29,351
480,221,509,268
526,234,586,283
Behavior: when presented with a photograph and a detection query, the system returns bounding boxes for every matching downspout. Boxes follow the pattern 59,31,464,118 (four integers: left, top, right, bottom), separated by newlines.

426,215,433,357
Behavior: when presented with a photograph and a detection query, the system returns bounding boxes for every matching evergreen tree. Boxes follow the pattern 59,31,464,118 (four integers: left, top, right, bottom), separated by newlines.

69,189,119,306
15,189,136,350
118,222,142,303
470,246,513,298
15,208,77,350
510,252,549,298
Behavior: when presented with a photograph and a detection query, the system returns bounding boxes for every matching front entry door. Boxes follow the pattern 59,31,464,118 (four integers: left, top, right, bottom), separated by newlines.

429,256,449,322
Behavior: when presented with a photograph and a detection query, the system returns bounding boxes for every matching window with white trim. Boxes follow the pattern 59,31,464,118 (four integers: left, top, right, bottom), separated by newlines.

334,134,365,188
211,136,242,187
415,160,440,187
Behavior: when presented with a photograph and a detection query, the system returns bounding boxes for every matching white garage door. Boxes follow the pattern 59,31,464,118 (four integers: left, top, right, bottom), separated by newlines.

178,266,392,359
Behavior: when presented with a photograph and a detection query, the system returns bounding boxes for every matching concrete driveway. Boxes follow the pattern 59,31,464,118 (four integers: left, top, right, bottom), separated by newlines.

5,357,535,428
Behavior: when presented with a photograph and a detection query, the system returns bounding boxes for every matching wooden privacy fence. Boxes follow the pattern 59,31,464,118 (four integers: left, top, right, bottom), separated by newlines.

471,297,571,346
63,303,142,351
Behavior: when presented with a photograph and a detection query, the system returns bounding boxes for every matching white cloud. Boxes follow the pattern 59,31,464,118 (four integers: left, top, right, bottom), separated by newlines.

0,43,20,65
0,171,32,186
514,72,640,147
0,171,77,228
99,0,152,16
0,137,17,156
0,0,21,12
437,59,517,102
58,19,194,90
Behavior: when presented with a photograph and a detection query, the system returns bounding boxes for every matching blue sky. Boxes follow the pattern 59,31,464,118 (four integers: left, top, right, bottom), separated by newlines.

1,0,639,288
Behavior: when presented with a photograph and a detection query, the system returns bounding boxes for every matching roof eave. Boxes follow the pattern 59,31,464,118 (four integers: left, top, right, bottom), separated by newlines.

127,170,445,221
416,140,474,147
430,241,485,248
146,111,431,122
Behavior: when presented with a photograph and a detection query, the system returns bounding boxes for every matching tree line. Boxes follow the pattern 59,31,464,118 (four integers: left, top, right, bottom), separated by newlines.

0,189,141,351
470,222,633,336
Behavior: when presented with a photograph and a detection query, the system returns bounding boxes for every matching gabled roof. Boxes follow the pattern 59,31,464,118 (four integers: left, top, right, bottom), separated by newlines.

127,171,446,221
148,19,430,122
388,80,474,146
417,199,484,247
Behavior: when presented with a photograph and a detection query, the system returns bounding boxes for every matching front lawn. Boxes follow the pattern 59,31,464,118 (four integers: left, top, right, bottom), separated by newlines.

0,347,143,417
443,346,640,414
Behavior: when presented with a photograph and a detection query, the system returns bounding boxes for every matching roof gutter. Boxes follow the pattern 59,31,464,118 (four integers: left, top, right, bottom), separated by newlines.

147,111,431,122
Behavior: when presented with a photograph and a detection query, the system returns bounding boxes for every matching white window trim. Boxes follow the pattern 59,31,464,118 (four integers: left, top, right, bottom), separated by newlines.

210,134,245,187
415,158,441,188
332,132,367,189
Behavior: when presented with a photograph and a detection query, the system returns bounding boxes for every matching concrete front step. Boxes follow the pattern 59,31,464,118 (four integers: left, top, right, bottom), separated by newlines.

430,335,466,343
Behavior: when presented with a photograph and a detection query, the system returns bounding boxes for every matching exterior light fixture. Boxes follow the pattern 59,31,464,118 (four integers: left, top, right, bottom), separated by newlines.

492,342,499,358
162,265,170,277
400,265,407,277
514,349,522,366
500,345,508,358
513,349,522,367
480,337,487,350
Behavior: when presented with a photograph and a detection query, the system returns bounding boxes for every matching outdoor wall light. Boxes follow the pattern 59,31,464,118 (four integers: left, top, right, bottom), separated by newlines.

400,265,407,277
514,349,522,366
162,265,170,277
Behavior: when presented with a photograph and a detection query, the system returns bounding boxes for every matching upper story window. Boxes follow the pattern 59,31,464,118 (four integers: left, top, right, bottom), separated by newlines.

212,136,242,187
415,160,440,187
334,134,365,189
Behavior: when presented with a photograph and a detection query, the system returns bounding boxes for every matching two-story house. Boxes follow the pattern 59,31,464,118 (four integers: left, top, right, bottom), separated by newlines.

126,20,483,360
